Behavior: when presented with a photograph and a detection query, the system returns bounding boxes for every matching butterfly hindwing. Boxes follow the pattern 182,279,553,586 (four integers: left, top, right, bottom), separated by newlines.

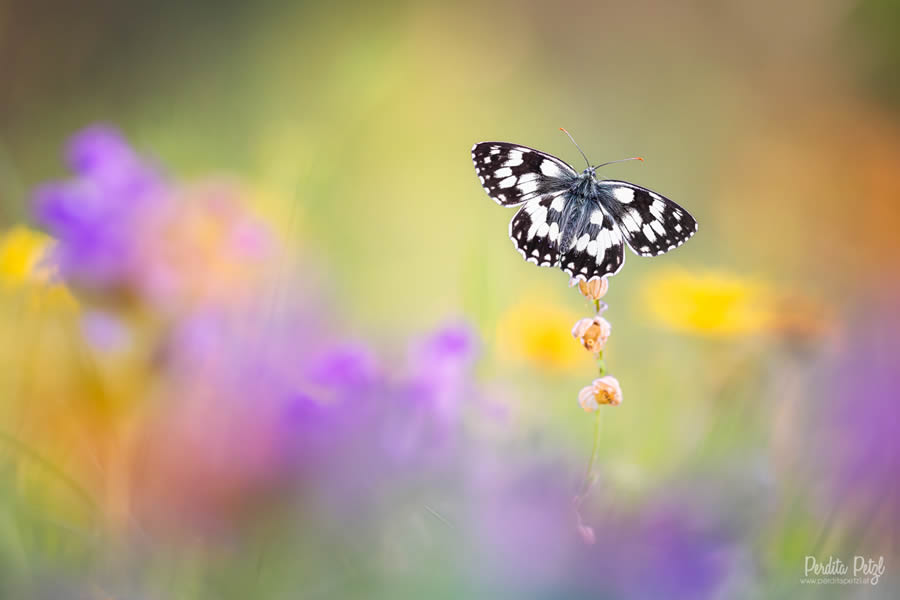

597,180,698,257
560,207,625,281
472,142,576,206
508,191,568,267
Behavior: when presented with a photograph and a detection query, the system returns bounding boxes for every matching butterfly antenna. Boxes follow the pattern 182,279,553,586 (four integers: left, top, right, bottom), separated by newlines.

592,157,644,170
559,128,591,169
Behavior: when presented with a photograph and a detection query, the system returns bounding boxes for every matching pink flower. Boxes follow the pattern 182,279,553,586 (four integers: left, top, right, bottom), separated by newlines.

571,316,612,353
577,376,623,411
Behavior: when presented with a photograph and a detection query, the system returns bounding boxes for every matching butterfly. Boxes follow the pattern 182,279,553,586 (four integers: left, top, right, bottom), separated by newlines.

471,131,698,282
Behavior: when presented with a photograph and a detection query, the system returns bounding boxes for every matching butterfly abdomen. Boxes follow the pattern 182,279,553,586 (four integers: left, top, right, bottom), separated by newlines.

558,192,588,255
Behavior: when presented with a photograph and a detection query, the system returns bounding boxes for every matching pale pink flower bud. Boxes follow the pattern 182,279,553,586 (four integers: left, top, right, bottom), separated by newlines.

571,316,612,353
577,375,623,411
570,276,609,300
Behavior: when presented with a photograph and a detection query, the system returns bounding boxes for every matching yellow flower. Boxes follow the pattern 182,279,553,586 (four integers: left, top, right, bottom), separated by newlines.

641,268,772,336
494,296,585,371
0,226,76,309
577,376,623,411
0,226,54,286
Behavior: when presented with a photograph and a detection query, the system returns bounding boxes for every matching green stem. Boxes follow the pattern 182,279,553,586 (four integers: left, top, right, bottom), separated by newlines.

579,409,603,497
596,349,607,377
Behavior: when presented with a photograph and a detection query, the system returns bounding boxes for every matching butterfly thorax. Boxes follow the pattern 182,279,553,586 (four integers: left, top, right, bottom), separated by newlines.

558,173,600,255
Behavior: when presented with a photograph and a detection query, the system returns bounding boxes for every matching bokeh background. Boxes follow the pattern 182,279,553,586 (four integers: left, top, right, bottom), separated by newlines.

1,0,898,597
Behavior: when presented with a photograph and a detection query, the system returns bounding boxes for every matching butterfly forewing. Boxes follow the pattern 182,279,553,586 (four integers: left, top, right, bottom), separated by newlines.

472,142,576,206
561,208,625,281
597,181,698,257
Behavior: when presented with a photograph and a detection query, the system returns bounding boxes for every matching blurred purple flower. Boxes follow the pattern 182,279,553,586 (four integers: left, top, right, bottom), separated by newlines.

32,125,167,290
468,459,736,598
817,293,900,535
32,125,275,316
470,460,577,584
306,343,380,389
377,323,477,467
582,502,735,599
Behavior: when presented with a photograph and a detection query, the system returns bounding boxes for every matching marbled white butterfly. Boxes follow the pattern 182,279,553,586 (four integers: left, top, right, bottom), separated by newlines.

471,130,698,282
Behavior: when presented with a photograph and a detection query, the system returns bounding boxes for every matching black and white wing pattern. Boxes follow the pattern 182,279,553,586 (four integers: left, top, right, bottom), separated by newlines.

560,208,626,281
597,180,698,257
472,142,575,206
472,138,699,282
508,190,568,267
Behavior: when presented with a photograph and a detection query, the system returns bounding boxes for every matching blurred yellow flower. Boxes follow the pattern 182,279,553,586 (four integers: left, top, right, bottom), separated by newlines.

0,225,54,286
0,226,76,309
641,268,771,336
495,296,585,371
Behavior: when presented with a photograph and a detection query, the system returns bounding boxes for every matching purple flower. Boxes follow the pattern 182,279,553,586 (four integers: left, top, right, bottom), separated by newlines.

467,459,736,597
379,323,477,466
814,293,900,536
32,125,167,290
585,502,735,599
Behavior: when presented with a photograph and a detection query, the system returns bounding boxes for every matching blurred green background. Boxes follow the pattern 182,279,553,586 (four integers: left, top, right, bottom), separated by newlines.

1,0,899,597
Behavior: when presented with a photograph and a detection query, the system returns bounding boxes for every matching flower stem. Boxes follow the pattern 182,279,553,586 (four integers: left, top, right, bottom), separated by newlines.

596,350,607,377
578,408,603,497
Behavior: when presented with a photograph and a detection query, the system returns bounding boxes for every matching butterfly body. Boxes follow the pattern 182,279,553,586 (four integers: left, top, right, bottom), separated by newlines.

472,141,698,282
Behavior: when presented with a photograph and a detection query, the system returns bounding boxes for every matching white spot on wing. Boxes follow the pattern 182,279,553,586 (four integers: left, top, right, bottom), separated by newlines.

548,222,560,241
540,159,562,177
621,211,641,233
576,234,590,251
609,227,623,244
518,180,539,195
499,176,517,189
505,150,523,166
550,195,565,212
642,223,657,243
494,167,512,178
590,210,605,225
612,187,635,204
